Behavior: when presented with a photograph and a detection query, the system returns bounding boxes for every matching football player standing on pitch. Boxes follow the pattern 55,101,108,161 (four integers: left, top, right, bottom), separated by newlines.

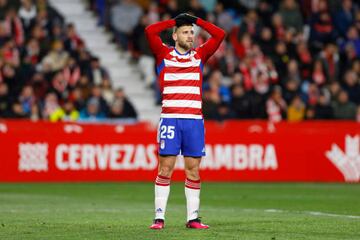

145,13,225,229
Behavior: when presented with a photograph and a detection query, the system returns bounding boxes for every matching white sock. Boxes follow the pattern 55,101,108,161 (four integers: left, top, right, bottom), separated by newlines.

154,175,171,220
185,178,201,222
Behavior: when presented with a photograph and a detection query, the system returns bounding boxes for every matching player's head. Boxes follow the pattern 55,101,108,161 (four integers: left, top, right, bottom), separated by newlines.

173,23,194,51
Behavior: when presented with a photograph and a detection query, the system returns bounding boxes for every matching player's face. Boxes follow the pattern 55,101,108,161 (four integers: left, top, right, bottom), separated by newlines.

174,25,194,51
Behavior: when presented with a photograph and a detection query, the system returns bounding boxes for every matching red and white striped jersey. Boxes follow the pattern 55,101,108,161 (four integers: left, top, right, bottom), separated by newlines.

145,18,225,119
158,48,203,119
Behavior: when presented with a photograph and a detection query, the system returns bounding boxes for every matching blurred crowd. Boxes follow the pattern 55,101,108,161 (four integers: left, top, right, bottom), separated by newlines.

0,0,137,122
89,0,360,122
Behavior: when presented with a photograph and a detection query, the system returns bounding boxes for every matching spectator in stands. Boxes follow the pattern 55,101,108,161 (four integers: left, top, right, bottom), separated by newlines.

64,23,83,57
278,0,303,33
334,0,356,38
332,90,357,119
239,10,262,39
31,72,48,100
341,26,360,57
230,84,251,119
188,0,207,20
214,2,233,32
112,88,137,119
309,0,337,47
110,0,142,50
0,82,10,117
100,77,114,106
283,79,300,104
266,86,287,122
5,101,28,118
217,101,236,121
18,0,37,35
4,8,24,46
50,99,79,122
41,92,59,120
41,40,69,72
164,0,180,18
86,56,108,85
204,70,231,103
342,70,360,104
287,95,305,122
311,59,327,86
314,92,334,119
79,97,106,121
90,84,109,114
132,15,156,88
69,87,86,111
202,88,220,120
18,85,35,116
295,41,312,80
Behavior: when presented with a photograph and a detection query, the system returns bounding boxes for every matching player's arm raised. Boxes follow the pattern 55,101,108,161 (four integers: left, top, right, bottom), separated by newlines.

145,19,175,63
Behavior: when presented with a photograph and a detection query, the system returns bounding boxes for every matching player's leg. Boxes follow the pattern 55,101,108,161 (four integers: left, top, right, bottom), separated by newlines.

182,119,208,229
154,155,176,219
150,118,180,229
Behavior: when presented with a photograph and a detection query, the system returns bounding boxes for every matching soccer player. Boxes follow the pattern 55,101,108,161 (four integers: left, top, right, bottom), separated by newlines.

145,13,225,229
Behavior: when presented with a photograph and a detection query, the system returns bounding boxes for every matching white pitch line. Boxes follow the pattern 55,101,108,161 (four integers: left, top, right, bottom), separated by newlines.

263,208,360,219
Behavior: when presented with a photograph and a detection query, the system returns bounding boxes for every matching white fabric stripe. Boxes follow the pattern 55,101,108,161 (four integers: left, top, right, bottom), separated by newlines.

164,73,200,81
156,177,170,183
164,59,201,68
160,113,203,119
156,180,170,185
156,181,170,185
163,100,201,109
163,86,200,95
185,184,201,189
156,177,170,182
170,50,195,59
185,180,201,186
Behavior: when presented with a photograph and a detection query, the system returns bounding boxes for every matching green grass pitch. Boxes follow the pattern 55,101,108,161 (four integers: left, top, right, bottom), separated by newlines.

0,183,359,240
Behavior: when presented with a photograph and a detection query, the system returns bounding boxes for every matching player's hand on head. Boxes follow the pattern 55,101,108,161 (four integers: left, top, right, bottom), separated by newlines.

174,13,198,26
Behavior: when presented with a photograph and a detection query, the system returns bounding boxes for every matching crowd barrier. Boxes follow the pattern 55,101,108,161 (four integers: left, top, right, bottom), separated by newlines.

0,120,359,182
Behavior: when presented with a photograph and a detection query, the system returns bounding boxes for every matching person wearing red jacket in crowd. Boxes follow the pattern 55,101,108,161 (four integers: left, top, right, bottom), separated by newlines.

145,13,225,230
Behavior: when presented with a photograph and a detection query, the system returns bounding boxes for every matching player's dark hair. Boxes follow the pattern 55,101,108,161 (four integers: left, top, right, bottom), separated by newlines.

173,23,193,33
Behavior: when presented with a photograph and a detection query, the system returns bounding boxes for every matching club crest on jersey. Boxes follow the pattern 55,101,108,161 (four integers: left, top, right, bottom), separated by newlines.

160,140,165,149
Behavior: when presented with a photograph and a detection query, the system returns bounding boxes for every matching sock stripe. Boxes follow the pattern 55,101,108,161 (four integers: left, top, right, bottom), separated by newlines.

185,178,201,189
186,178,201,183
156,175,171,186
157,175,170,180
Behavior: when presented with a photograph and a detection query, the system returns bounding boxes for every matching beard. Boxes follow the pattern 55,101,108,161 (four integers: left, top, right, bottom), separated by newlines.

178,39,193,51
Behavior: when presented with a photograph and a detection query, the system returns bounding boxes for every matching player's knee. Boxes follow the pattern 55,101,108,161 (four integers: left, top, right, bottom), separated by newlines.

159,165,174,178
185,166,200,180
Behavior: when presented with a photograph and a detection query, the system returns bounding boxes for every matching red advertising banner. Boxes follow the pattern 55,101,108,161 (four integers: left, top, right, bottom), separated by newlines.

0,120,359,182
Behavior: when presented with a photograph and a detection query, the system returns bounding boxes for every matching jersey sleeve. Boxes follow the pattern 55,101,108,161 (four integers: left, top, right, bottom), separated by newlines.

196,18,226,63
145,19,175,64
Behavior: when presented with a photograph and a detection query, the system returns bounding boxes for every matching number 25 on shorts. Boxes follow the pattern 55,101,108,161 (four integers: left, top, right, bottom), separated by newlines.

160,125,175,139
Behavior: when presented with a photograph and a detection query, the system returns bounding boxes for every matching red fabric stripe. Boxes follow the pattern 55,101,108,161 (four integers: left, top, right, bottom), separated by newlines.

166,55,201,62
186,181,201,187
162,93,201,101
186,178,201,183
164,80,201,87
156,182,170,186
155,175,171,186
185,178,201,189
156,178,170,183
162,107,202,115
157,175,170,180
164,67,200,73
